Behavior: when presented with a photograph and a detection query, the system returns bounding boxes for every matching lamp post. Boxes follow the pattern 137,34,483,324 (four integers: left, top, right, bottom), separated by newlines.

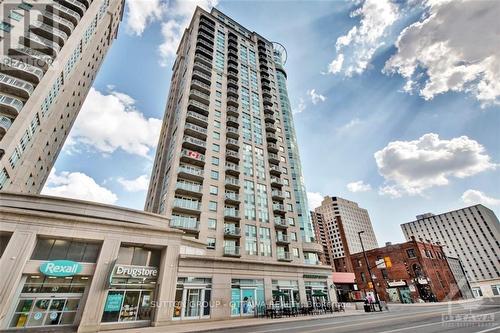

358,230,382,311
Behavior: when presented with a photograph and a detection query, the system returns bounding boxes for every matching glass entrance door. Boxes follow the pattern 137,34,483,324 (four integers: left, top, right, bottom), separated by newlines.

10,297,80,328
184,289,201,318
241,288,256,315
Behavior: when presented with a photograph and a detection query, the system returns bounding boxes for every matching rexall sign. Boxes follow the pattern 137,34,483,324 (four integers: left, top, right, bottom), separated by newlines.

40,260,82,277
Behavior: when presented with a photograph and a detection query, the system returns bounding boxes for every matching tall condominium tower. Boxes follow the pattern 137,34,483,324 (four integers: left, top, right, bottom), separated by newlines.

0,0,124,192
312,196,379,271
145,7,333,308
401,205,500,298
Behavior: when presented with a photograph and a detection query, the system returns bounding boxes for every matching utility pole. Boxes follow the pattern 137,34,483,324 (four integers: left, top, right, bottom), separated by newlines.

358,230,382,311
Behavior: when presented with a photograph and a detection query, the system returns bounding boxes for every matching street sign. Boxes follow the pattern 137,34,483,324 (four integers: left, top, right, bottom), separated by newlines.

375,259,386,268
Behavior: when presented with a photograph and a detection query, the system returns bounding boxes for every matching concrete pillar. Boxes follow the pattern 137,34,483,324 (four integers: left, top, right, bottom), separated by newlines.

327,277,338,303
77,238,121,333
152,244,180,326
0,230,37,329
298,278,307,306
210,273,231,320
264,276,273,306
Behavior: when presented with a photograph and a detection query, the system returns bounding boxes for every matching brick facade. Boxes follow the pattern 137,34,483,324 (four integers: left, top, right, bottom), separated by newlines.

350,238,462,303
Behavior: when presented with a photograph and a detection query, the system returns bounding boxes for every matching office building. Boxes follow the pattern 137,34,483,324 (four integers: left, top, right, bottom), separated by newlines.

312,196,379,271
401,205,500,297
0,0,124,193
144,6,333,319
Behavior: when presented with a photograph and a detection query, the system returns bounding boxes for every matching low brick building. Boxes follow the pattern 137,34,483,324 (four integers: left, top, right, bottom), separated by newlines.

350,238,462,303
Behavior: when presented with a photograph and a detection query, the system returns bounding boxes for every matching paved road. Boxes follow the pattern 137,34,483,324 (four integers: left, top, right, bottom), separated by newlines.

210,298,500,333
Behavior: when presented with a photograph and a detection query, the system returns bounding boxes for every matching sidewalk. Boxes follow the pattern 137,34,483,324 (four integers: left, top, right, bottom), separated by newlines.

112,310,365,333
387,298,481,307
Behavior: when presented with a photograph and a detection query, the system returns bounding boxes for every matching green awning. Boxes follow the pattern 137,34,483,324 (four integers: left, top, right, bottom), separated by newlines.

312,291,328,297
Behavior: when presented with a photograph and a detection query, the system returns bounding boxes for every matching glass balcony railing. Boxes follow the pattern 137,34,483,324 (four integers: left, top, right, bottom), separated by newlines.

49,3,81,25
0,73,35,98
170,216,199,231
1,56,44,82
276,234,290,243
41,11,75,33
225,178,240,187
274,217,288,228
183,135,206,149
178,165,203,178
224,226,241,237
0,115,13,131
173,198,201,211
0,94,24,115
223,246,241,256
277,252,292,261
225,192,239,201
30,22,68,44
184,122,208,135
25,32,61,54
181,149,205,162
224,208,240,218
175,181,202,193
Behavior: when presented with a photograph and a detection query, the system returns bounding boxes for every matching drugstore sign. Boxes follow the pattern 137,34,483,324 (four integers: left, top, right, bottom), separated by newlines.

40,260,82,277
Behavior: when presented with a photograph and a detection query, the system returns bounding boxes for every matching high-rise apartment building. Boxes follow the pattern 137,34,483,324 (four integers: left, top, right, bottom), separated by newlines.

0,0,124,192
312,196,379,271
144,7,333,311
401,205,500,297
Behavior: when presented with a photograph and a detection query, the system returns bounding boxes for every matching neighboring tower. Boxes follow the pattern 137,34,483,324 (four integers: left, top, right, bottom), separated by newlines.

145,7,324,265
313,196,379,270
401,205,500,297
0,0,125,192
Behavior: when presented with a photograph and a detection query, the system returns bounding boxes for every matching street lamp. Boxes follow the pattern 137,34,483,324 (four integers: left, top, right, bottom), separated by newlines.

358,230,382,311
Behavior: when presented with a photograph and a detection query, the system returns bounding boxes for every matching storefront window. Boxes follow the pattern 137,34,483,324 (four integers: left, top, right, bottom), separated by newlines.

271,280,299,307
117,245,161,267
174,277,212,320
102,290,153,322
305,281,329,307
22,275,90,293
231,279,264,316
9,297,81,328
31,238,101,263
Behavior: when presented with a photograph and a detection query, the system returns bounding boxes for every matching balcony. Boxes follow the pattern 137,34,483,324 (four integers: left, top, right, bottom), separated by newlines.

273,203,286,214
266,132,277,142
272,190,284,200
170,216,199,232
47,3,81,26
196,39,214,53
182,135,206,152
180,149,205,166
194,52,212,66
193,59,212,75
0,116,12,139
192,69,212,85
264,107,274,115
227,70,238,81
198,25,215,38
224,208,240,221
226,127,239,139
23,32,61,56
226,150,239,162
225,163,240,176
0,56,44,84
228,43,238,53
270,177,283,187
223,246,241,257
226,115,239,127
225,177,240,189
228,63,238,74
178,165,204,182
267,143,278,153
268,152,280,164
56,0,86,16
277,252,293,262
227,96,239,107
30,22,68,47
274,217,288,229
262,89,272,99
226,106,238,117
276,234,290,244
198,31,214,44
226,138,239,151
187,99,209,116
189,89,210,105
173,198,201,214
264,114,275,124
263,97,273,106
40,11,75,35
9,46,53,71
227,78,238,88
228,56,238,65
260,63,269,71
195,46,213,61
186,110,208,127
184,122,207,140
269,164,282,176
0,95,23,117
227,87,238,98
224,226,241,238
228,48,238,58
191,79,211,95
200,17,215,29
0,73,34,99
224,192,240,203
175,181,203,197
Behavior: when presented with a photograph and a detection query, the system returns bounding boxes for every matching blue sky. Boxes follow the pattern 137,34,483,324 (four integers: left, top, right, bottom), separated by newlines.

44,0,500,244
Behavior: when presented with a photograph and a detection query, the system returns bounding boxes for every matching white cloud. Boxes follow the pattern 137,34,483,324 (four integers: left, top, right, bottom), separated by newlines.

462,190,500,207
157,0,219,66
336,118,362,135
384,0,500,107
375,133,497,197
307,192,324,211
347,180,372,193
293,98,307,114
328,0,399,76
42,169,118,204
118,174,150,192
126,0,164,36
68,88,161,157
307,89,327,105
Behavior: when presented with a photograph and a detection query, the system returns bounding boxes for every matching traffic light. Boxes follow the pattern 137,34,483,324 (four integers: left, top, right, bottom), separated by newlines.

384,256,392,268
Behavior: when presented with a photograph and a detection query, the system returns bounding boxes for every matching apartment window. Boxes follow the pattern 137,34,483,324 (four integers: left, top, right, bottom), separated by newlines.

210,170,219,180
214,120,221,128
0,22,13,32
9,11,23,21
287,217,295,226
31,238,100,263
360,272,366,283
211,157,219,166
208,201,217,211
212,144,220,152
213,131,220,140
293,248,299,258
245,225,257,255
406,248,416,258
210,185,218,195
208,218,217,230
291,232,297,241
286,204,293,212
207,237,216,249
381,268,389,280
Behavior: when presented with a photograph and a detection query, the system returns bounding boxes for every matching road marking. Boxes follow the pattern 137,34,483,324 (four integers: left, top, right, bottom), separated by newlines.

476,325,500,333
375,310,500,333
